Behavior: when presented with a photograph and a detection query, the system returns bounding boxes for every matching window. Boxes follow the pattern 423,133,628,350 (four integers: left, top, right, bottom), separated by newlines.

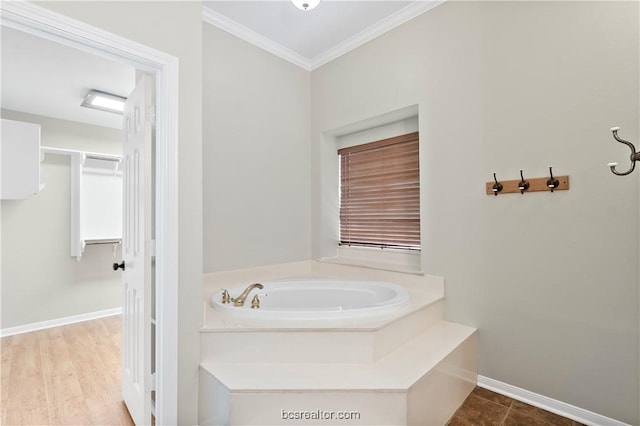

338,132,420,251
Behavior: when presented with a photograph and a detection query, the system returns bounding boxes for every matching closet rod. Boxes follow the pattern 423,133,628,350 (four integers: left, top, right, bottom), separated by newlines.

85,154,121,163
84,238,121,246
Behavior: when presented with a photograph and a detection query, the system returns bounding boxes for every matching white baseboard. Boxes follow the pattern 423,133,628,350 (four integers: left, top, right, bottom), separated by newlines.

0,307,122,338
477,375,629,426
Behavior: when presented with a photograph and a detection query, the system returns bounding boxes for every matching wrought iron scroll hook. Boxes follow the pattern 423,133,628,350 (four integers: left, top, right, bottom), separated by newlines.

608,127,640,176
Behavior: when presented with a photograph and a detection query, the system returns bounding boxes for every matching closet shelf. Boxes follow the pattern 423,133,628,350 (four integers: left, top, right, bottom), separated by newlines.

41,146,122,163
41,146,123,260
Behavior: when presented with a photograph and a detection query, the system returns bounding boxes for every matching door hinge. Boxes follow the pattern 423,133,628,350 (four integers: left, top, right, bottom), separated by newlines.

147,239,156,257
149,372,157,392
145,105,156,125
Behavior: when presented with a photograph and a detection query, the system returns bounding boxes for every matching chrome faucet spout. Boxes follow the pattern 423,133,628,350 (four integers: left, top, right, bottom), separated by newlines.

232,283,264,307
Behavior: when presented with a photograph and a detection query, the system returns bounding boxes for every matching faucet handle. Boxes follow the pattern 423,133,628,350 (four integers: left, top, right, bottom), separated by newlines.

221,289,231,304
250,294,260,309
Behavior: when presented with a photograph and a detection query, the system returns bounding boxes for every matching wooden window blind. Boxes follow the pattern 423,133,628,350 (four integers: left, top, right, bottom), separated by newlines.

338,131,420,250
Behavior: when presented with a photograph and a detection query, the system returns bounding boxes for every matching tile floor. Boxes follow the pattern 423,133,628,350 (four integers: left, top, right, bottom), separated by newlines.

448,387,585,426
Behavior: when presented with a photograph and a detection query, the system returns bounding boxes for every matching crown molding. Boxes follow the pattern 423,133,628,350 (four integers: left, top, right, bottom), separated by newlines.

202,1,445,72
202,6,312,71
310,0,446,70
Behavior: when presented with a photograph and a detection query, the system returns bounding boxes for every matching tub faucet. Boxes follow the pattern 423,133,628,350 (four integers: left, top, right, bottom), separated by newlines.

233,283,264,307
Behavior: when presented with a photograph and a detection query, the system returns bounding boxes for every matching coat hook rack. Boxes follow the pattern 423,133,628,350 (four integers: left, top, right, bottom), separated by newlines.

608,126,640,176
485,168,569,195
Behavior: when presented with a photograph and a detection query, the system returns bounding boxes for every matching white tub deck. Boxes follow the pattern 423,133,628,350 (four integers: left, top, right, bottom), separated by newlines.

199,263,476,425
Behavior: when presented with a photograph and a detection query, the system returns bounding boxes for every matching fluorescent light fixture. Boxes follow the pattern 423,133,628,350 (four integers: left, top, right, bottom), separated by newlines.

81,90,126,114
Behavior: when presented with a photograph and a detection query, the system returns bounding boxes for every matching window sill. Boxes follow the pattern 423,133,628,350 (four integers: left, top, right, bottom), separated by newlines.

319,246,423,275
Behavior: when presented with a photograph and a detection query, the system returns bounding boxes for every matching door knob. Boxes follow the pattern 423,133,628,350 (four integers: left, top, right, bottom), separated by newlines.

113,261,125,271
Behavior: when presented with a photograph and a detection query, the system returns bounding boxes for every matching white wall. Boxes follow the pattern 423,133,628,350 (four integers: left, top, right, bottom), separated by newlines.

1,109,122,329
311,1,639,424
34,2,203,423
202,25,311,272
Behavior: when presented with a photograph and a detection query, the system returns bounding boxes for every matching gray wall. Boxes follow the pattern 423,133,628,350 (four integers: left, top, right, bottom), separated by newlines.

36,2,203,423
203,25,311,272
310,1,639,423
1,110,123,329
26,2,638,424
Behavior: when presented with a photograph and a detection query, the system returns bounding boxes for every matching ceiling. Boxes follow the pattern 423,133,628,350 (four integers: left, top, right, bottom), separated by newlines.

1,26,135,129
1,2,441,128
203,0,444,70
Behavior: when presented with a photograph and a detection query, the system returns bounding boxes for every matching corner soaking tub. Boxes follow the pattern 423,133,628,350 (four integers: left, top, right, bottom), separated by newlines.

210,279,410,320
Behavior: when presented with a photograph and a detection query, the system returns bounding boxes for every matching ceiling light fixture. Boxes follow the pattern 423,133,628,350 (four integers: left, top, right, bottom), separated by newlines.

81,89,127,115
291,0,320,11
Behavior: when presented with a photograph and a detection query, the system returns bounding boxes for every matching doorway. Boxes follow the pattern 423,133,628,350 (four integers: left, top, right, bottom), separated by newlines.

1,2,179,424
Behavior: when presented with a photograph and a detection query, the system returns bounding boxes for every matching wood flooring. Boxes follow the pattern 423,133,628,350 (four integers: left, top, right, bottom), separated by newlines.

1,315,134,425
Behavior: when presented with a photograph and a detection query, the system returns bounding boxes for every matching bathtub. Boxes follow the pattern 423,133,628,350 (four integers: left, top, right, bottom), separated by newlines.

210,279,410,320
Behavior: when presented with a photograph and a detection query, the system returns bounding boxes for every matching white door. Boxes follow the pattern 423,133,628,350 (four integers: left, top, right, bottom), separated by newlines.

119,73,154,425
